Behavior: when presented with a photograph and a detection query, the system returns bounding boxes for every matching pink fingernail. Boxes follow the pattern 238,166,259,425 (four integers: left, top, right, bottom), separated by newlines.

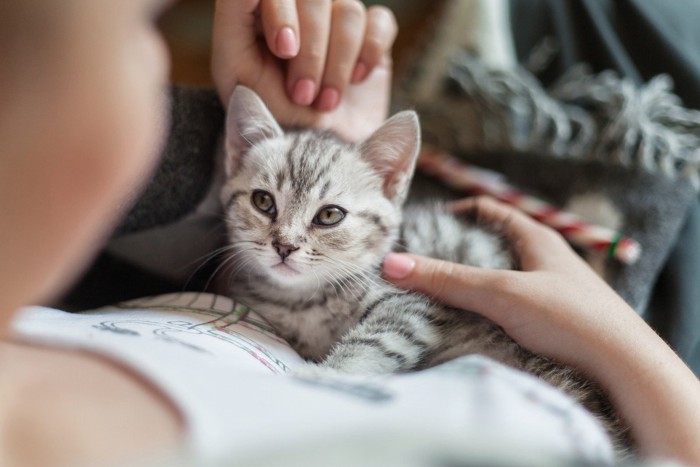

292,79,316,106
383,253,415,280
276,27,298,58
316,87,340,111
351,62,369,83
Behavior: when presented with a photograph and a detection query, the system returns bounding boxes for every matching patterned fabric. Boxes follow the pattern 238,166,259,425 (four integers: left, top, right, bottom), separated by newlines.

12,293,614,465
444,53,700,185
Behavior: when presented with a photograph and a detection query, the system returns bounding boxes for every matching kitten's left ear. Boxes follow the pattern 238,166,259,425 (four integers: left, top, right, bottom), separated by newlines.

225,86,284,176
360,111,421,205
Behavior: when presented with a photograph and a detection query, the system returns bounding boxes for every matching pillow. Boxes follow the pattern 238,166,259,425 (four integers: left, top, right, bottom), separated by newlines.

398,52,700,315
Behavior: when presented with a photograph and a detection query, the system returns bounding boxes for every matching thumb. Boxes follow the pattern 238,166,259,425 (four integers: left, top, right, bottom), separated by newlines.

382,252,511,315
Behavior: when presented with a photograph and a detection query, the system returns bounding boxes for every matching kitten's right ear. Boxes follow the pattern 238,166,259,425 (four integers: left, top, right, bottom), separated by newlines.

360,111,421,205
225,86,283,176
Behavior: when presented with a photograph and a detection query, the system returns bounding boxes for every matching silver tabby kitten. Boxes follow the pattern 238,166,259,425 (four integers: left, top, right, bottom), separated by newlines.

220,86,630,452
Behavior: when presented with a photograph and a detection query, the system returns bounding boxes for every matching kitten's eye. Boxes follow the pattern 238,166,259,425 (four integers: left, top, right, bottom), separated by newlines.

252,190,277,216
313,206,346,227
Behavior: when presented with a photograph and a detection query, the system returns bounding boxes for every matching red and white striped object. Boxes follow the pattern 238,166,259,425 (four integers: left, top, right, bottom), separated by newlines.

417,146,641,265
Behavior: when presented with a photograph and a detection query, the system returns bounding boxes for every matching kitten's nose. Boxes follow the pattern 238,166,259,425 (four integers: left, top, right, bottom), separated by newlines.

272,242,299,260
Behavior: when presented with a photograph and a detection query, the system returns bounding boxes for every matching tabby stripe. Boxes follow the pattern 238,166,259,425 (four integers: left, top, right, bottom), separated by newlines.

286,134,301,184
356,211,389,236
309,164,327,191
319,180,331,199
367,317,429,350
430,211,441,238
276,170,286,191
259,172,272,186
359,292,405,323
343,337,409,368
329,147,342,164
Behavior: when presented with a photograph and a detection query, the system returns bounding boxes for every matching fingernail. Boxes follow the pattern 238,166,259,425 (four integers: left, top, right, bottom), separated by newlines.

292,78,316,106
383,253,416,280
276,27,298,58
316,87,340,111
351,62,369,83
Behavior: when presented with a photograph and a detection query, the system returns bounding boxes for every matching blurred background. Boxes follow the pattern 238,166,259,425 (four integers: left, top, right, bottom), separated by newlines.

159,0,448,87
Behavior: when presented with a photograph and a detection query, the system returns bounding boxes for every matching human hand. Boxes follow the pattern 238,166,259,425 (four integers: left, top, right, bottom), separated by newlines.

211,0,398,142
382,196,642,370
384,196,700,462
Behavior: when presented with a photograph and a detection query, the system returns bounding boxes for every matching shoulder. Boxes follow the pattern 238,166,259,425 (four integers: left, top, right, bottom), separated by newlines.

0,340,181,466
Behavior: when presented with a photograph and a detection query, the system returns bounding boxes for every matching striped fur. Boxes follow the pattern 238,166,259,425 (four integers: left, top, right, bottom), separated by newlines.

219,87,631,452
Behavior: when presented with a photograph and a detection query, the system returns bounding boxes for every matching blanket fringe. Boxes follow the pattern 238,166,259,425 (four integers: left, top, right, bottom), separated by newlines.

403,51,700,189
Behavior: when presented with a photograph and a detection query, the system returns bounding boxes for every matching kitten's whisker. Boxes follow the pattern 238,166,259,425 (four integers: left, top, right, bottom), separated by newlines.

316,255,390,294
305,268,323,303
186,239,260,277
323,267,353,299
222,249,259,281
205,246,257,293
328,271,351,298
205,251,249,292
182,244,240,291
315,259,361,296
187,244,239,271
225,256,258,294
334,270,366,298
333,257,401,292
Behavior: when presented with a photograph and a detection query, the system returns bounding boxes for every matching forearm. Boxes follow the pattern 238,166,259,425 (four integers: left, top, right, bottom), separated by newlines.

382,197,700,463
577,306,700,463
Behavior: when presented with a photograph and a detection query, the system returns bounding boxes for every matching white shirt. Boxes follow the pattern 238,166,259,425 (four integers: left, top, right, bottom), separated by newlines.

11,292,614,465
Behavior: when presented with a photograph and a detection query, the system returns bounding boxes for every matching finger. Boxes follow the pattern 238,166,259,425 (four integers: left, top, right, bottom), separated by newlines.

286,0,332,106
352,5,398,83
382,253,517,316
212,0,263,103
450,196,571,269
315,0,367,111
260,0,300,58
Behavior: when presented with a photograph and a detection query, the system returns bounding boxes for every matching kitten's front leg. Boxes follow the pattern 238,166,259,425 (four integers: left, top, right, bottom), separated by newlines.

319,292,441,374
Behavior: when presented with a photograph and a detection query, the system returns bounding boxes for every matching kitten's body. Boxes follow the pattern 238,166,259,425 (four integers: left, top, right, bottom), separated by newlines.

227,203,510,368
220,87,629,452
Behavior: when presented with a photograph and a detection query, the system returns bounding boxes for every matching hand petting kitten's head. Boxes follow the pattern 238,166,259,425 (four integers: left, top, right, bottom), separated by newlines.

220,86,420,289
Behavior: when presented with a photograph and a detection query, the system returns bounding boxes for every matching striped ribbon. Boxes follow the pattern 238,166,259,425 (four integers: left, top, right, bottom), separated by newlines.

417,146,641,265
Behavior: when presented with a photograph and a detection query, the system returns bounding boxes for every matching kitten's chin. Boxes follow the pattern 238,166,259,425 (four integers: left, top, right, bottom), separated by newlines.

271,262,300,276
265,261,314,288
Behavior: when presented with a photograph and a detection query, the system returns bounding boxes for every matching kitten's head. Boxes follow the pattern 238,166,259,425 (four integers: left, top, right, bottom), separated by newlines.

220,86,420,290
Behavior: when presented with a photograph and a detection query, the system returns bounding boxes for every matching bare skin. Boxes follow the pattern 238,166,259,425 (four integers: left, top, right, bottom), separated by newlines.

0,0,184,462
212,0,397,140
383,196,700,465
0,341,182,466
0,0,396,465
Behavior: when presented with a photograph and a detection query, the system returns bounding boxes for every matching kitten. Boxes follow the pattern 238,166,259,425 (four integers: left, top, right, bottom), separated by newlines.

219,86,630,451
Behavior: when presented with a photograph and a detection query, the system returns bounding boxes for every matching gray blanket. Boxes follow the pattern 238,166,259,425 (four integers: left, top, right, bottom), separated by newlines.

399,53,699,316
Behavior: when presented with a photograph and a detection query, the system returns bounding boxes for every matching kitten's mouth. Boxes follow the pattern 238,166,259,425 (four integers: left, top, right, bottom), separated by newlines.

272,261,300,275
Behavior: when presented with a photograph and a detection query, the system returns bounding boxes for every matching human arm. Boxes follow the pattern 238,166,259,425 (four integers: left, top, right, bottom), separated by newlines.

0,340,181,467
382,196,700,464
211,0,398,141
